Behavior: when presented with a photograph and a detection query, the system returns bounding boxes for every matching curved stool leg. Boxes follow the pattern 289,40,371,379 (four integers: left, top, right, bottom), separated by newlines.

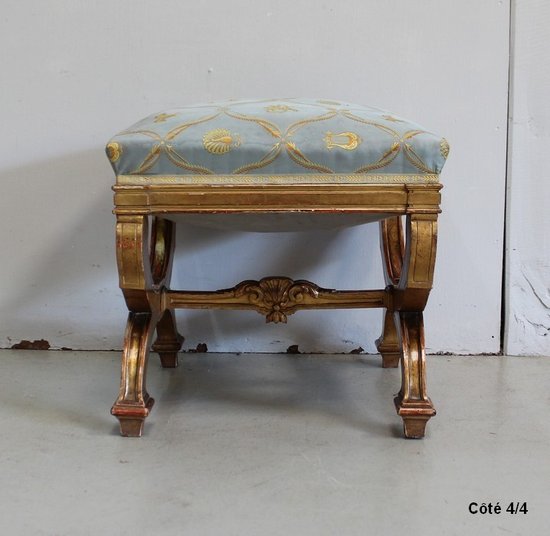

112,215,158,436
111,312,156,437
376,216,404,368
150,217,184,368
393,213,438,438
394,312,436,438
393,213,437,438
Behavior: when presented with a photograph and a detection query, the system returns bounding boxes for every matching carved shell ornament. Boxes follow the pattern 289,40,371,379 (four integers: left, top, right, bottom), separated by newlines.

203,128,241,154
237,277,319,323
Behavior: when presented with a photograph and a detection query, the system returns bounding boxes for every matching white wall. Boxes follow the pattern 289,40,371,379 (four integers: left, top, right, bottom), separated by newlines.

0,1,509,353
505,0,550,356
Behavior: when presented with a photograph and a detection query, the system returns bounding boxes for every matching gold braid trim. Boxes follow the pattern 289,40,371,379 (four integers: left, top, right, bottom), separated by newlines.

116,173,440,185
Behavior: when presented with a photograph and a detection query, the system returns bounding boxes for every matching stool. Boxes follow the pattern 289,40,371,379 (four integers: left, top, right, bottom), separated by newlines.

106,98,449,438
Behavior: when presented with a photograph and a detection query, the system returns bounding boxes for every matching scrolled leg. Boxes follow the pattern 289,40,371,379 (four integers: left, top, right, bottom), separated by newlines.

393,212,439,438
113,214,158,437
111,312,156,437
377,216,404,367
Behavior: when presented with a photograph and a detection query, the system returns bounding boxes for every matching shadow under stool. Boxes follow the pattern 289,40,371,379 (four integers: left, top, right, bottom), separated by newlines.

105,98,449,438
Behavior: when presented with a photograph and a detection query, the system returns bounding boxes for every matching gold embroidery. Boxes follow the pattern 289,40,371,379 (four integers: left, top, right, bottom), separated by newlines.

341,111,400,137
265,104,298,113
110,100,447,180
224,109,282,138
233,144,282,174
354,142,400,173
165,146,213,174
165,112,222,141
324,132,361,151
154,113,177,123
203,128,241,155
106,142,122,163
223,109,340,173
117,129,164,174
286,141,333,173
123,112,223,174
382,115,404,123
286,110,337,136
401,131,437,173
440,138,450,159
134,143,162,174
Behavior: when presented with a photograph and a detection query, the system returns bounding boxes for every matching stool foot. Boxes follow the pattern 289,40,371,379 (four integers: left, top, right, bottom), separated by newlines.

117,417,147,437
394,312,436,439
153,309,184,368
401,415,431,439
394,395,435,439
112,394,154,437
111,312,156,437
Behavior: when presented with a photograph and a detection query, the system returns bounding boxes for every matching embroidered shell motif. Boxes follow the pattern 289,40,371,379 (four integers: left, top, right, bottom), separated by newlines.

203,128,241,155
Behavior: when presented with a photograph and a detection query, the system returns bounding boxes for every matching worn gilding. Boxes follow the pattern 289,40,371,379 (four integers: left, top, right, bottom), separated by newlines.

107,98,448,439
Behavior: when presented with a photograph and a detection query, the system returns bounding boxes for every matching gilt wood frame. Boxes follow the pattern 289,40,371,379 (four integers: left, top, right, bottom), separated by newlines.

111,182,441,438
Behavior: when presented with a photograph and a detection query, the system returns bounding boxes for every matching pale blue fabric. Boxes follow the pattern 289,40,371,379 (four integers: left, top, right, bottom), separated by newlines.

106,98,448,180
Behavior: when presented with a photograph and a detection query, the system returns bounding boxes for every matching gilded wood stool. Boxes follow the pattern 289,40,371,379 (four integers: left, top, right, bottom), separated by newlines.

106,98,449,438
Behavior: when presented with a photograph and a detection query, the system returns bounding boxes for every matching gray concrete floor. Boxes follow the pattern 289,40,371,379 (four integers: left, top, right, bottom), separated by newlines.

0,350,548,536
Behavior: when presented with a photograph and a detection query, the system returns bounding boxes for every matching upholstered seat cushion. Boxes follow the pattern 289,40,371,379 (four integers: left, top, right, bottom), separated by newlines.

107,98,448,185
